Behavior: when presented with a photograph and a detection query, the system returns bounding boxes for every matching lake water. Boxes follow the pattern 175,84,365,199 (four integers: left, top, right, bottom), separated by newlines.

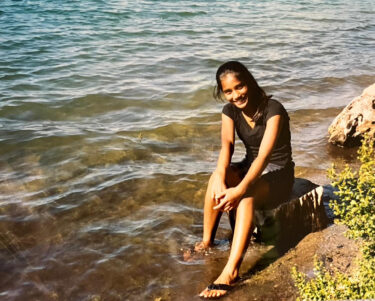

0,1,374,300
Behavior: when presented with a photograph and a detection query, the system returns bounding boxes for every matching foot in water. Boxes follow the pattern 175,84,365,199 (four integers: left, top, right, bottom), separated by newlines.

183,241,212,262
199,268,238,298
194,241,211,252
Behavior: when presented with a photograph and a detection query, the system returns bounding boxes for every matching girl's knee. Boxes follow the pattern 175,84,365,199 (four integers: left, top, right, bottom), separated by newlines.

239,197,255,209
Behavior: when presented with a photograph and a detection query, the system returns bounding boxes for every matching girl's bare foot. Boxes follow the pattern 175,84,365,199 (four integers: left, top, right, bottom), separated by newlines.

194,241,211,252
183,241,212,262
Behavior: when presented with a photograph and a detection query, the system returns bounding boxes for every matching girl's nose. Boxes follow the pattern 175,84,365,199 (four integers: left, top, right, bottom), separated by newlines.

232,90,239,100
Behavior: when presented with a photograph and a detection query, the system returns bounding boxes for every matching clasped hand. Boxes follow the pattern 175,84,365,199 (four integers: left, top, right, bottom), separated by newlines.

213,186,244,212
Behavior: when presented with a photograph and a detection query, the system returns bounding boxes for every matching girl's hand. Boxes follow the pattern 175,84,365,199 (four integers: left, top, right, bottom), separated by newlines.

211,171,227,205
213,186,245,212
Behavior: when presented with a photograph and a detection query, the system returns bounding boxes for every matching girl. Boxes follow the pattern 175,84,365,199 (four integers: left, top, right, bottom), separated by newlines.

198,61,294,298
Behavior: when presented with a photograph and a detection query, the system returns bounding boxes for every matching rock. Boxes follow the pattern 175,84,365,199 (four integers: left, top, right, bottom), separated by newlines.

228,224,359,301
254,178,330,255
322,184,338,220
328,83,375,146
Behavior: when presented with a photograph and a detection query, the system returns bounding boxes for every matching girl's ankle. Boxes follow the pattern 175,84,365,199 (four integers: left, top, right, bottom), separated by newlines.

195,240,211,251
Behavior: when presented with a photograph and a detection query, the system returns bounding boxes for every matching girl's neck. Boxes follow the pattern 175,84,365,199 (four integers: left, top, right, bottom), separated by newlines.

242,103,256,119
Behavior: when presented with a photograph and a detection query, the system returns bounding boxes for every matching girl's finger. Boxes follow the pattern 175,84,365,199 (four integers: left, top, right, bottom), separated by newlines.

213,199,227,210
216,190,226,199
224,204,231,212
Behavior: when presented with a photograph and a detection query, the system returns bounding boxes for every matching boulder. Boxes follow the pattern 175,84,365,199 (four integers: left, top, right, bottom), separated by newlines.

253,178,330,255
328,83,375,146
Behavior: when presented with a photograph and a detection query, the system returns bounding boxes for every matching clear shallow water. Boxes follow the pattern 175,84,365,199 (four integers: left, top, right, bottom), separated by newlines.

0,0,374,300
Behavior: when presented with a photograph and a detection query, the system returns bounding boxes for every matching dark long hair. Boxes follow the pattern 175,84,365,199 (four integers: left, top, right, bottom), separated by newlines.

214,61,271,122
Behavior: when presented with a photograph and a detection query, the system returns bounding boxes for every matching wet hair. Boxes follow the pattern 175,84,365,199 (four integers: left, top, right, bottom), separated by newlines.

214,61,271,122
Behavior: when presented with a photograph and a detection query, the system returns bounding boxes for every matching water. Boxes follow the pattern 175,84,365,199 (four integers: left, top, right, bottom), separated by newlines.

0,0,374,300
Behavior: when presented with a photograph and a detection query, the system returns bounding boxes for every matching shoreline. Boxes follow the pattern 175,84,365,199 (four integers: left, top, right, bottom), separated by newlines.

227,224,358,300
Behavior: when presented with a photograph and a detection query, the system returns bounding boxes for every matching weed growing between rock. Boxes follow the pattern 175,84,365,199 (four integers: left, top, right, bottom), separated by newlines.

292,135,375,300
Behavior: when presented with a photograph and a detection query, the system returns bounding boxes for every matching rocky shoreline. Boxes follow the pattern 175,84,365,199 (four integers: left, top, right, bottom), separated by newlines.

227,224,358,301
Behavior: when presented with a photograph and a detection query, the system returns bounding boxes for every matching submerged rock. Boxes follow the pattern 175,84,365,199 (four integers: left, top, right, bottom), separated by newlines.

328,83,375,146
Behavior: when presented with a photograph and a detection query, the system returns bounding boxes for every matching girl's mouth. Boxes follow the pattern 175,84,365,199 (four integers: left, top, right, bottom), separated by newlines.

233,96,247,104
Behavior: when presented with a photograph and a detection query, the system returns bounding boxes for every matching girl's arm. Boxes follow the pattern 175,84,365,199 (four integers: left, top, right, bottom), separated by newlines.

211,114,235,200
214,114,283,210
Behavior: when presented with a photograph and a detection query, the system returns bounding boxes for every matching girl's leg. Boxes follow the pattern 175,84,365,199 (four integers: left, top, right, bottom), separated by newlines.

197,167,242,250
200,175,222,247
200,178,270,298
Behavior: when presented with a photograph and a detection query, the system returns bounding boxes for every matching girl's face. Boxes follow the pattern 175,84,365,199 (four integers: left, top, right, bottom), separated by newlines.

220,73,249,109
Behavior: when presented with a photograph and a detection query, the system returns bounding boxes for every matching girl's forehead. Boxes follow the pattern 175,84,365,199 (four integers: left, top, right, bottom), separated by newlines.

221,73,242,85
220,71,239,80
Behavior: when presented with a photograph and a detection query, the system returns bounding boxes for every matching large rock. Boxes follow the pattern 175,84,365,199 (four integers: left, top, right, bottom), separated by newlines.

328,83,375,146
253,178,330,255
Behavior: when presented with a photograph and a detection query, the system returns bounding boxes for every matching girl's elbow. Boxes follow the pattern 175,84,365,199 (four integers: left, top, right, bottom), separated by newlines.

221,142,234,157
257,154,271,164
222,140,234,150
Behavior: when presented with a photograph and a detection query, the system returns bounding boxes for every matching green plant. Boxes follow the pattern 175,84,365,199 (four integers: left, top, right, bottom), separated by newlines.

292,135,375,300
329,135,375,244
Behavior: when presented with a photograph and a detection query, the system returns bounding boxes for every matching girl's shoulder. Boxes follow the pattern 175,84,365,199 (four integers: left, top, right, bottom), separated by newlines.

222,103,240,120
265,98,288,117
267,98,284,110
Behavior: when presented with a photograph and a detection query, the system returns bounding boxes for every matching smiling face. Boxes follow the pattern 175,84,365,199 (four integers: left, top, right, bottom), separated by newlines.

220,73,249,110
